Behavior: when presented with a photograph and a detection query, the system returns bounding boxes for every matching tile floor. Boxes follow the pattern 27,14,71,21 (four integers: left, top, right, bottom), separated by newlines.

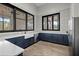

23,41,71,56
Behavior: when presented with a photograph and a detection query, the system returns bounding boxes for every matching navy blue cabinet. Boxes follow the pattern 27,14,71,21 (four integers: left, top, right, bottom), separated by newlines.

26,37,34,45
6,33,69,49
20,37,34,49
63,35,69,45
6,36,24,45
6,36,34,49
6,36,25,48
38,33,69,46
38,33,57,42
57,34,66,44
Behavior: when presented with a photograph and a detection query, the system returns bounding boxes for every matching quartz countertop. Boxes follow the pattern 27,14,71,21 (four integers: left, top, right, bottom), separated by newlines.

0,40,24,56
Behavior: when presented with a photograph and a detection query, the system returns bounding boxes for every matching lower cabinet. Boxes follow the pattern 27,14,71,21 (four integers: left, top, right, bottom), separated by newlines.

6,33,69,50
6,36,25,45
63,35,69,45
38,33,69,46
24,37,34,48
6,36,34,49
17,37,34,49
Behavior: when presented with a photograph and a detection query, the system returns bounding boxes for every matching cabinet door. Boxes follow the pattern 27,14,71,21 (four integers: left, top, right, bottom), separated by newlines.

63,35,69,45
30,37,34,44
57,34,64,44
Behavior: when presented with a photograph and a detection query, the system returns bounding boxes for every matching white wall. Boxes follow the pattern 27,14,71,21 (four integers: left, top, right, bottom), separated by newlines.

11,3,37,15
36,3,70,34
0,3,37,41
71,3,79,17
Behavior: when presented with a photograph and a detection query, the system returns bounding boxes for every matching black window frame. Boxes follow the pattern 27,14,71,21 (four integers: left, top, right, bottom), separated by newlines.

42,13,60,31
0,3,34,33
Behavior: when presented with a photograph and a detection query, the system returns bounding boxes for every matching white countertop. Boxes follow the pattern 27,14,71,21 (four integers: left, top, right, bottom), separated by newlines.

0,32,39,56
25,34,34,39
0,40,24,56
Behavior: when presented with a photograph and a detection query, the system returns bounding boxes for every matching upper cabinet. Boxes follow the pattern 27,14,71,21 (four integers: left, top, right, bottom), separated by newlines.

27,14,34,30
0,3,34,32
42,13,60,31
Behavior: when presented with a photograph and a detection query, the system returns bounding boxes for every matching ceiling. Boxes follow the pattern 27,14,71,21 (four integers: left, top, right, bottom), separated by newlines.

33,3,46,7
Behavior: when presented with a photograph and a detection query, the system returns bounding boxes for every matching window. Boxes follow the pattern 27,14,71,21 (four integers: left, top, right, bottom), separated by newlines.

48,16,52,30
42,17,47,30
16,9,26,30
53,14,60,30
0,4,14,31
27,14,34,30
42,13,60,31
0,3,34,32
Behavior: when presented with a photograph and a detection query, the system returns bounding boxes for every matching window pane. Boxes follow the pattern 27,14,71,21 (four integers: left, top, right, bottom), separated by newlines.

48,16,52,30
43,17,47,30
53,14,59,30
27,14,33,30
0,4,14,31
0,17,3,30
16,10,26,30
0,4,5,31
4,18,13,30
4,7,13,30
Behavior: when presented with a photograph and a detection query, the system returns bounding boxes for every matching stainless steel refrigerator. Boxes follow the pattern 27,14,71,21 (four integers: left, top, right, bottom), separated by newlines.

69,17,79,56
